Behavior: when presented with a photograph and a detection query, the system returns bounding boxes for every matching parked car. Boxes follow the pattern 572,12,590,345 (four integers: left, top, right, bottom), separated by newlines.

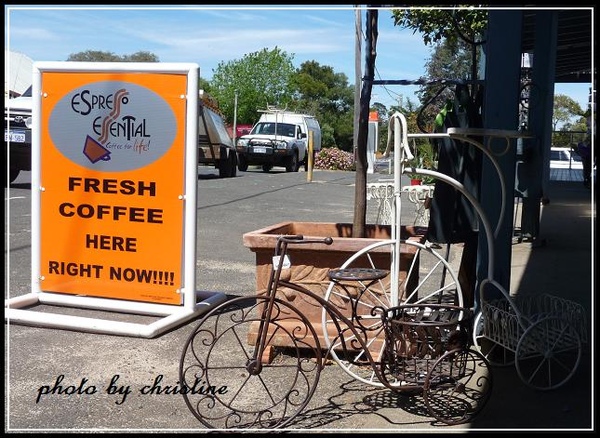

5,85,33,184
550,146,583,170
236,109,321,173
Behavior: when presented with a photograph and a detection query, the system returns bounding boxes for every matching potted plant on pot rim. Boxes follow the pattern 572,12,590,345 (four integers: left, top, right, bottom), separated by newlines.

406,140,437,185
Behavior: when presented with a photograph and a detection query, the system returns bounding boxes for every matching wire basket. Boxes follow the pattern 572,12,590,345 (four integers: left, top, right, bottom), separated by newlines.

380,304,471,388
481,293,588,352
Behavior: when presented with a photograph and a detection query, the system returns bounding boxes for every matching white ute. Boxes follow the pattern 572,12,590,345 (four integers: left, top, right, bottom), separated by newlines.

235,108,322,172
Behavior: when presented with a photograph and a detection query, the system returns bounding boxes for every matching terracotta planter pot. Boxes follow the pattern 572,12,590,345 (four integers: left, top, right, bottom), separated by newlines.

243,221,426,352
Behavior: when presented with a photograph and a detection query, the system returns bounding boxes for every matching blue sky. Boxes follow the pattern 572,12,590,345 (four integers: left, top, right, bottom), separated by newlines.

5,5,592,113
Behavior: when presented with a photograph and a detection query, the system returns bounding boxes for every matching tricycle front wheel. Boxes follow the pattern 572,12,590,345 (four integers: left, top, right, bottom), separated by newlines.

424,348,493,425
179,295,322,429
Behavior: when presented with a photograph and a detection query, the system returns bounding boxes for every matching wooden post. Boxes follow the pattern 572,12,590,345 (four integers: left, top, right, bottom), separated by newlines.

307,130,314,182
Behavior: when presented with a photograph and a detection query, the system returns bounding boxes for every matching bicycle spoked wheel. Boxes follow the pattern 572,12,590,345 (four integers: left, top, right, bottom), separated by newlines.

321,239,463,387
179,295,322,429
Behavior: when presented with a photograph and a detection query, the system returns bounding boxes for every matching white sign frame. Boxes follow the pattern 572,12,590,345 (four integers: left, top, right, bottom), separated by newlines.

4,62,226,337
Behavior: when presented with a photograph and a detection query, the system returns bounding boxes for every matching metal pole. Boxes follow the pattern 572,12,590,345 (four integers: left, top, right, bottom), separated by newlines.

233,90,238,142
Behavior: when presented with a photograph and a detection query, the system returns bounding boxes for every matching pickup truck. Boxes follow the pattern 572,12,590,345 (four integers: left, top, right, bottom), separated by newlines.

235,110,321,172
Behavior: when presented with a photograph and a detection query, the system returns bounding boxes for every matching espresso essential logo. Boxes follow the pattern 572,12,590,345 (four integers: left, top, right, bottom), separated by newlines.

49,81,177,171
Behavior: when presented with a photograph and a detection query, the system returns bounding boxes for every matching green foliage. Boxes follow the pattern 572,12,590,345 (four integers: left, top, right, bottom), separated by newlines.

551,94,587,147
553,94,585,130
291,61,336,101
391,8,488,46
406,140,436,184
198,77,212,94
552,94,587,147
417,39,476,128
66,50,159,62
291,61,355,150
209,47,296,125
553,129,587,149
122,51,160,62
292,61,353,114
320,124,337,150
390,8,485,134
324,110,355,151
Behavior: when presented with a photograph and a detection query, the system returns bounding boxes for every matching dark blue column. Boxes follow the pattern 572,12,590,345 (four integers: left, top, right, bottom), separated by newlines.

522,11,558,239
477,10,523,300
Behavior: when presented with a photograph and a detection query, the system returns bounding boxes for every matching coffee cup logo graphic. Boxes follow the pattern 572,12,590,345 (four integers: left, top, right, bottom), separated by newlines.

49,81,177,171
83,135,112,163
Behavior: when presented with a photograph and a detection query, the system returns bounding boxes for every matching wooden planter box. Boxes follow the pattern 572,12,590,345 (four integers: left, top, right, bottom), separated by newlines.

243,221,425,352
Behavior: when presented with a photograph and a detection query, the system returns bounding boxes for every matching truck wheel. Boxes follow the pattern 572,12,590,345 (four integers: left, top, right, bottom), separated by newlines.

229,152,237,177
285,152,299,172
219,151,237,178
218,156,232,178
262,163,273,172
237,155,248,172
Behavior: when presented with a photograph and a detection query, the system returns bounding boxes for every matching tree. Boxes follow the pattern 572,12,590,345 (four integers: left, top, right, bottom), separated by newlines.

209,47,296,125
387,95,429,154
389,7,488,174
198,77,212,94
391,8,487,46
392,8,487,114
208,54,354,149
371,102,388,124
353,7,379,238
67,50,159,62
292,61,353,113
552,94,586,147
291,61,354,150
416,39,475,130
552,94,584,131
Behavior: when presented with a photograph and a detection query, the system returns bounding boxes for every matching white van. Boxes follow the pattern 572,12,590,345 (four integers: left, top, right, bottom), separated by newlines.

235,109,321,172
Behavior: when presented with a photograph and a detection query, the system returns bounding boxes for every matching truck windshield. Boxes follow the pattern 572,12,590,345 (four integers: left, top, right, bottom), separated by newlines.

251,122,296,137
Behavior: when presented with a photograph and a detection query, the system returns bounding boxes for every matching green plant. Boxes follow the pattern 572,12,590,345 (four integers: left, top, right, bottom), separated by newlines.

406,141,436,184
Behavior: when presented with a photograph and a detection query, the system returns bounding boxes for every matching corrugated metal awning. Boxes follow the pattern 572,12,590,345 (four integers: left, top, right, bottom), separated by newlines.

521,9,593,84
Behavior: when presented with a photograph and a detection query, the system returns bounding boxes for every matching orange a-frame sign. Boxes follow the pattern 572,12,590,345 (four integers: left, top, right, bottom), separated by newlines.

5,62,227,337
38,70,187,305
